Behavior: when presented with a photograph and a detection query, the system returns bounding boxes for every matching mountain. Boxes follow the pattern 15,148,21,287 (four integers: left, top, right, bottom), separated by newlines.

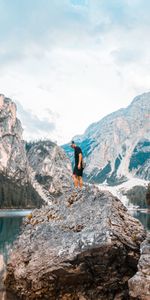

63,92,150,185
0,94,72,208
0,94,28,181
0,94,42,208
26,140,72,197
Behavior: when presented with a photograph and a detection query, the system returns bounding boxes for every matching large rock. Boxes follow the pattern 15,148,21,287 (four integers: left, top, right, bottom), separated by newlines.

128,233,150,300
5,186,146,299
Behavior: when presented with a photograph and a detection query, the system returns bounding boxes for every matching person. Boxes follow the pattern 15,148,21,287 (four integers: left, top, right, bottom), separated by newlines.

71,141,83,189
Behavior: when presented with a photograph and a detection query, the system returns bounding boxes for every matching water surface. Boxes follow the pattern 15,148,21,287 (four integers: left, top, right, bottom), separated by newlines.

0,210,31,299
130,209,150,231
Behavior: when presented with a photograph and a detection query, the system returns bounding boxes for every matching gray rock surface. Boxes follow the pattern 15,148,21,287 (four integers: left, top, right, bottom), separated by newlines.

26,140,72,197
63,92,150,184
0,94,72,208
0,94,28,181
128,233,150,300
5,186,146,299
0,94,42,208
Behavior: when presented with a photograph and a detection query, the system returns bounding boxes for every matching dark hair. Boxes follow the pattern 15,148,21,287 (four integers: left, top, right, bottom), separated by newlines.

71,140,75,144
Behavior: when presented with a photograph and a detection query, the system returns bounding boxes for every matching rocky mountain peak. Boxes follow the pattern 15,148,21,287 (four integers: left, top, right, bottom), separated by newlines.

0,94,17,130
130,91,150,108
63,92,150,184
0,94,25,175
0,95,72,208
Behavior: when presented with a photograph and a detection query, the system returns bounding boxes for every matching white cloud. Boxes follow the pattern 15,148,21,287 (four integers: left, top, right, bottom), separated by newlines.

0,0,150,144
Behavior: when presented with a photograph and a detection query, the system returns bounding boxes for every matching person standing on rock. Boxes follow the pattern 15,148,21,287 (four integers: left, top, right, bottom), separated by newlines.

71,141,83,189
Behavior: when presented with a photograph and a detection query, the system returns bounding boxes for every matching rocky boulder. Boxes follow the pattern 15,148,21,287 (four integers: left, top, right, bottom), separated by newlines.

5,186,146,299
128,233,150,300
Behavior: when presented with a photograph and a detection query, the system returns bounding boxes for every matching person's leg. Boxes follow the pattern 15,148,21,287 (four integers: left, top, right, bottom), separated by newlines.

72,174,79,188
78,176,83,189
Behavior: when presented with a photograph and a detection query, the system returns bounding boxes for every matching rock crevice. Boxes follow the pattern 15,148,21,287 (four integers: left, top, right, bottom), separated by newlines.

129,233,150,300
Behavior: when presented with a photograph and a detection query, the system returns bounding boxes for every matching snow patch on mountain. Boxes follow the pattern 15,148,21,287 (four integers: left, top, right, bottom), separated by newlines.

98,178,148,208
63,92,150,184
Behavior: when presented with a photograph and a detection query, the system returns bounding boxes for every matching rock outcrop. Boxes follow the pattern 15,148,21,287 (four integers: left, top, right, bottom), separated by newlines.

26,140,72,197
0,94,44,208
0,254,5,299
128,233,150,300
0,254,5,287
0,94,28,181
5,186,146,299
0,94,72,208
63,92,150,184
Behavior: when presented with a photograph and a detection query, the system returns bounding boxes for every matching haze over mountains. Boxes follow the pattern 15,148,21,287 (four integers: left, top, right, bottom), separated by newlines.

63,92,150,185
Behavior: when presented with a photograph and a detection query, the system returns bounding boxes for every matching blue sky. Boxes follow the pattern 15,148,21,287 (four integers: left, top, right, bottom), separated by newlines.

0,0,150,143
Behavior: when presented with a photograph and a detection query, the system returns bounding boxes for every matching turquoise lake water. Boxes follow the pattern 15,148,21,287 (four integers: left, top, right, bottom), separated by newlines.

131,210,150,231
0,210,32,262
0,210,32,299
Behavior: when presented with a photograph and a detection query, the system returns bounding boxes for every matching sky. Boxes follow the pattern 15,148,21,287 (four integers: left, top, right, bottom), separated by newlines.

0,0,150,144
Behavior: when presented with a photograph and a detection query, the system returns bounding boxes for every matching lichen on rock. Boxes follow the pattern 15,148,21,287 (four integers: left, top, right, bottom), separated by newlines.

5,186,146,299
128,233,150,300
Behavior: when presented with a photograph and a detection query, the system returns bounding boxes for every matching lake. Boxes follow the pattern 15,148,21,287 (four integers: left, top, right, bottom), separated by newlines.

130,209,150,231
0,210,32,300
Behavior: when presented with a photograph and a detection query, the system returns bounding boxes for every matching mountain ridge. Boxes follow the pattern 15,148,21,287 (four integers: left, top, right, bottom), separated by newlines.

0,94,72,208
63,92,150,184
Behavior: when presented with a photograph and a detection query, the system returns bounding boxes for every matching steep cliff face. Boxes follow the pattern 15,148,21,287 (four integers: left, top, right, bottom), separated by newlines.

0,95,73,208
26,140,72,197
63,92,150,184
5,186,146,299
0,94,42,208
0,94,28,181
129,139,150,180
